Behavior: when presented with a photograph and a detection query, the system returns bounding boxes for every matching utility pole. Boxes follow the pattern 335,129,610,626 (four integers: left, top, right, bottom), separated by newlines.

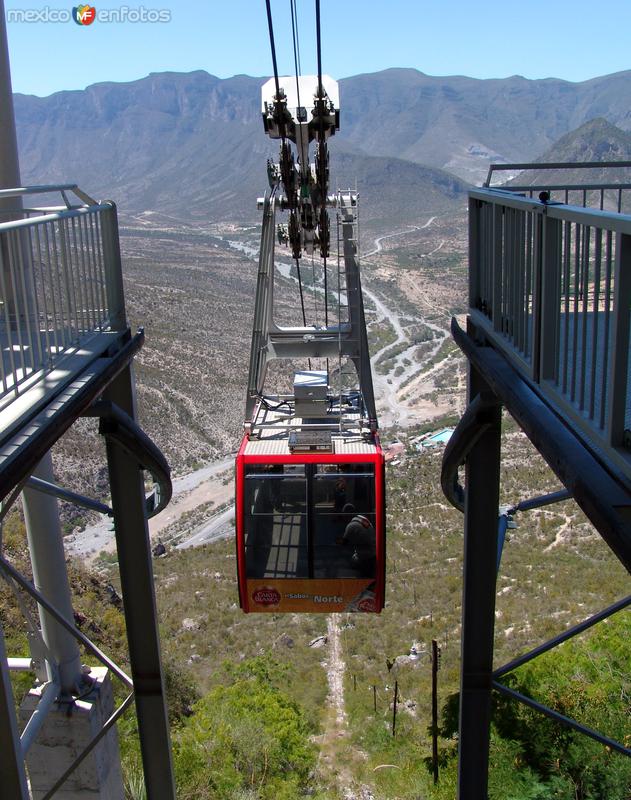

431,639,440,785
391,680,398,737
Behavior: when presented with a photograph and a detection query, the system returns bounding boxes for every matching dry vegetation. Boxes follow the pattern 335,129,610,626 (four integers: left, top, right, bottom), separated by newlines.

10,207,627,798
127,416,629,799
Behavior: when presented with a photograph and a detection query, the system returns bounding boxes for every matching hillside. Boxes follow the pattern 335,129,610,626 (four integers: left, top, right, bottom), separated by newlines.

338,68,631,182
540,117,631,163
6,63,631,800
14,67,631,225
14,70,468,230
500,118,631,208
57,423,631,799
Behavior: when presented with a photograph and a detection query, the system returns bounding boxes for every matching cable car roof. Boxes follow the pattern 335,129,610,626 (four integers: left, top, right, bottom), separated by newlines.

243,402,379,457
243,436,379,457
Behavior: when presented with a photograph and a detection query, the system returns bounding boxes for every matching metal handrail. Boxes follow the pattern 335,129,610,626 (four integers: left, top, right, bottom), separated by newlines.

468,187,631,483
484,162,631,213
0,184,97,207
0,187,126,408
485,160,631,187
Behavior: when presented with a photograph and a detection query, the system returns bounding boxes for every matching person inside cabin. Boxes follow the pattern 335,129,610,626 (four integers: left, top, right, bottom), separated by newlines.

333,476,347,512
339,508,376,577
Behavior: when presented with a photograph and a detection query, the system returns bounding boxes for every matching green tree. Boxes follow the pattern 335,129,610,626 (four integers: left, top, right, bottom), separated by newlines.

173,656,317,800
437,614,631,799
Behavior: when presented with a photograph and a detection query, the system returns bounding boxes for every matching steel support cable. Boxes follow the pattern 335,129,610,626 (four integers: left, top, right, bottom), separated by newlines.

441,390,501,513
289,0,301,76
492,681,631,757
265,0,290,195
265,0,281,100
315,0,323,97
288,3,310,331
0,554,132,686
289,0,303,118
310,250,319,326
494,593,631,679
0,568,56,676
86,400,172,517
314,0,329,322
322,247,329,326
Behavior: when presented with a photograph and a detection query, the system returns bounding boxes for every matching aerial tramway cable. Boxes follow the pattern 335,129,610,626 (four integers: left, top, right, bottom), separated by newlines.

289,0,302,77
266,0,333,330
314,0,329,324
288,0,311,331
237,1,384,614
315,0,323,96
265,0,281,102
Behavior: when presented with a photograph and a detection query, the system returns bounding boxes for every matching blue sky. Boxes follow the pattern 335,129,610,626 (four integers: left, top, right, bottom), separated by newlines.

5,0,631,97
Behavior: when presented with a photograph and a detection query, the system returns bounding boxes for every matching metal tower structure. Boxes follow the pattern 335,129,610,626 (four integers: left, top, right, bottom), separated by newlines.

0,4,176,795
442,165,631,798
245,188,377,431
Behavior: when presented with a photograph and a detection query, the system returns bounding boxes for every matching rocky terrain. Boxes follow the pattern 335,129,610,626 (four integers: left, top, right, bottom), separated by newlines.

14,67,631,228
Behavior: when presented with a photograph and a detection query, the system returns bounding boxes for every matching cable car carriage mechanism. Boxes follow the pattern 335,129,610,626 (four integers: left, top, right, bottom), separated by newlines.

236,69,385,613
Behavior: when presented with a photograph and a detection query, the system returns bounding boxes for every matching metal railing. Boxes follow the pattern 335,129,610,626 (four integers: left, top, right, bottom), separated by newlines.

0,185,125,410
469,187,631,479
484,161,631,213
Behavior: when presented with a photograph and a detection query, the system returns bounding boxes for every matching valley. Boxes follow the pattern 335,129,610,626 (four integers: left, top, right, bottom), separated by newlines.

7,61,631,800
67,210,468,558
53,208,629,799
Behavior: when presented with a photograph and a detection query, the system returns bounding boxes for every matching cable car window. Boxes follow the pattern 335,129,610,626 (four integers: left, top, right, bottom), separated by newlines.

244,465,307,578
313,465,376,579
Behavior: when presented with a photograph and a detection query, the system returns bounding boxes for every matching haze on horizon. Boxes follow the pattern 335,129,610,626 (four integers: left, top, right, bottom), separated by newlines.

5,0,631,97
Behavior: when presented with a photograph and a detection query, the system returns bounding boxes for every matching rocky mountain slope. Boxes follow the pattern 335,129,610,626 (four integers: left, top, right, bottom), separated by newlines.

501,118,631,207
13,68,631,225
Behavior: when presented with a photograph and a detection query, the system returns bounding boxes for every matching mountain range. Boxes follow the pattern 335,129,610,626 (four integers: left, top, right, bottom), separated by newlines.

13,68,631,227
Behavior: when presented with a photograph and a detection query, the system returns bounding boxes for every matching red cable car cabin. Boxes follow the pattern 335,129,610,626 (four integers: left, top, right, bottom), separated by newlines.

238,74,384,612
236,415,385,613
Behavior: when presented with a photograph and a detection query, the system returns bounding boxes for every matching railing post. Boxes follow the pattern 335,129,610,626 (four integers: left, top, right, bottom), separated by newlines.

540,214,562,382
457,325,502,800
607,232,631,447
492,202,503,333
101,202,127,332
468,196,481,311
530,206,545,382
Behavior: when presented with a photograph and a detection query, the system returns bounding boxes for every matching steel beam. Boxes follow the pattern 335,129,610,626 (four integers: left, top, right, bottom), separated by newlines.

24,475,113,516
492,681,631,757
457,334,502,800
0,330,143,504
245,191,377,428
102,366,176,799
494,594,631,679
